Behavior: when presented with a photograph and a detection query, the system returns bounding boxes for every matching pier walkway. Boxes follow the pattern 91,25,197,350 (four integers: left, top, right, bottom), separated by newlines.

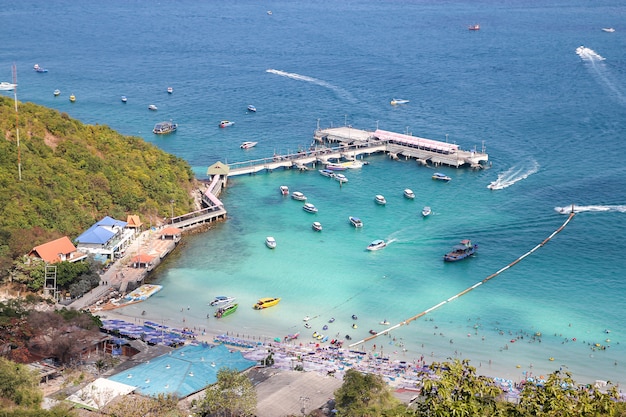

223,127,488,177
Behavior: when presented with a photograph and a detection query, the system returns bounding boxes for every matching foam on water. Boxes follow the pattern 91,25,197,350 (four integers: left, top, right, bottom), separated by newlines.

488,160,539,190
266,69,357,103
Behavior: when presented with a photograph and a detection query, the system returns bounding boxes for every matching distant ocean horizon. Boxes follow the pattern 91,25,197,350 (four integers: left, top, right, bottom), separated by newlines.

2,0,625,386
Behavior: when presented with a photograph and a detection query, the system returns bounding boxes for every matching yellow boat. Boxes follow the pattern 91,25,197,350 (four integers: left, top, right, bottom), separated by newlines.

253,297,281,310
69,94,76,102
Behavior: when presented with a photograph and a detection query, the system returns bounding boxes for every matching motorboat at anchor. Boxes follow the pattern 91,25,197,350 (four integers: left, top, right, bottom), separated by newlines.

375,195,387,205
333,173,348,183
148,104,158,111
349,216,363,228
443,239,478,262
265,236,277,249
209,295,236,306
279,185,289,195
422,206,432,217
33,64,48,73
120,95,127,102
312,221,322,231
303,203,318,213
69,94,76,103
153,121,178,134
390,98,409,105
167,86,173,94
253,297,281,309
432,172,451,182
291,191,307,201
247,104,257,112
240,141,258,149
53,89,61,96
319,169,336,178
367,239,387,251
214,303,238,318
468,24,480,30
0,82,17,91
404,189,415,199
219,120,234,128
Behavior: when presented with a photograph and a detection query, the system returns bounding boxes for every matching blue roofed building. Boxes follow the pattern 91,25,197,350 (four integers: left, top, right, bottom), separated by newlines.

75,216,137,261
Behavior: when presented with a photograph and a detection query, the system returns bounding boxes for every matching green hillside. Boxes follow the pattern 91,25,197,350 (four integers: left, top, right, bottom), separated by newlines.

0,96,198,275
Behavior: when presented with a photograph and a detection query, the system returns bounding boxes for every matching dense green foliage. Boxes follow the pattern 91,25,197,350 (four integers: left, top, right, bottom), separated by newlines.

0,96,198,278
0,356,42,408
334,368,400,416
195,368,257,417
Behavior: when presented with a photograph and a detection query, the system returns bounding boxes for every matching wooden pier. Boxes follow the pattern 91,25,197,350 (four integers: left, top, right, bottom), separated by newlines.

221,127,488,177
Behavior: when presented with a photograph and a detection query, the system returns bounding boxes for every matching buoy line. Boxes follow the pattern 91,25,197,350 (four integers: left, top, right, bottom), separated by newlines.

349,211,576,347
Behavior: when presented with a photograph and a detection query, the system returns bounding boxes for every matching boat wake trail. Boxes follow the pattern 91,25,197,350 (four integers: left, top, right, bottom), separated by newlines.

266,69,357,103
554,204,626,215
575,46,626,105
488,160,539,190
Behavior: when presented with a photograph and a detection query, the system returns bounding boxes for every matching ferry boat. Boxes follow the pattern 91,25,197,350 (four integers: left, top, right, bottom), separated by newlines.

209,295,236,306
214,303,238,318
253,297,281,310
375,195,387,205
303,203,318,213
319,169,336,178
240,141,258,149
443,239,478,262
153,121,178,134
404,188,415,199
219,120,234,128
279,185,289,195
349,216,363,228
291,191,307,201
366,239,387,251
265,236,277,249
312,221,322,231
432,172,451,182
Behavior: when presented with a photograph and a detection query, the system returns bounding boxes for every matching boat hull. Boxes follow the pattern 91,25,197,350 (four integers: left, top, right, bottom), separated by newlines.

253,297,281,309
215,303,238,318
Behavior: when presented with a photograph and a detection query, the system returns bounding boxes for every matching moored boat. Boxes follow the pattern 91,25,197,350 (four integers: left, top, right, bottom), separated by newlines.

468,24,480,30
53,89,61,96
219,120,234,128
326,162,346,171
121,95,127,102
422,206,432,217
432,172,451,182
214,303,238,318
279,185,289,195
319,169,336,178
69,94,76,103
334,173,348,183
209,295,236,306
312,221,322,231
33,64,48,73
167,86,173,94
291,191,307,201
153,121,178,134
240,141,258,149
349,216,363,228
253,297,281,309
390,98,409,105
247,104,257,112
0,82,17,91
148,104,158,111
367,239,387,251
404,188,415,199
303,203,318,213
265,236,277,249
443,239,478,262
375,195,387,205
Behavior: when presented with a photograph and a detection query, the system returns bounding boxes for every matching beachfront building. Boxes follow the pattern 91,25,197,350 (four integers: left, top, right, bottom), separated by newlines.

75,216,137,262
28,236,88,264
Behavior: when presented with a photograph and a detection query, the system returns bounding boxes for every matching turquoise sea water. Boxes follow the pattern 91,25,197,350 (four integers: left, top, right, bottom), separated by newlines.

2,0,626,386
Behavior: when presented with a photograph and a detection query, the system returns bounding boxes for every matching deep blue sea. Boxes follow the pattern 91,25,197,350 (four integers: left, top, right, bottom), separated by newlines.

2,0,626,386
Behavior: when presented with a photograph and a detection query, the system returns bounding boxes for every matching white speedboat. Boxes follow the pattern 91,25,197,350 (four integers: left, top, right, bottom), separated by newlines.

404,189,415,199
303,203,318,213
375,195,387,205
120,95,127,102
334,173,348,183
422,206,432,217
487,181,504,190
219,120,234,128
367,239,387,251
167,86,173,94
0,82,17,91
432,172,451,182
209,295,236,306
240,141,258,149
291,191,307,201
312,221,322,232
53,89,61,96
148,104,158,111
319,169,336,178
349,216,363,228
602,27,615,33
247,104,257,112
153,121,178,134
280,185,289,195
265,236,277,249
390,98,409,105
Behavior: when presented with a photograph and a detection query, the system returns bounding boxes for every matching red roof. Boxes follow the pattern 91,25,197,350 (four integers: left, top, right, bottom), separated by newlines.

126,215,143,228
131,254,156,264
29,236,86,264
160,226,182,236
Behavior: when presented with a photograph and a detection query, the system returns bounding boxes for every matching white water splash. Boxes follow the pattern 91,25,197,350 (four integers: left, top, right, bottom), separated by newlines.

575,46,605,61
487,160,539,190
266,69,356,102
554,204,626,214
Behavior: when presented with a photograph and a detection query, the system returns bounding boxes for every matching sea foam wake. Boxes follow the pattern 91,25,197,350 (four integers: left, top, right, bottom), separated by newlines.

554,204,626,214
575,46,605,61
266,69,356,103
487,160,539,190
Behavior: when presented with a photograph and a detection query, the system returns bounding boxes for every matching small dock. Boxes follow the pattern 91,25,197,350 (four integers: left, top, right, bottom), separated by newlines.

222,126,488,177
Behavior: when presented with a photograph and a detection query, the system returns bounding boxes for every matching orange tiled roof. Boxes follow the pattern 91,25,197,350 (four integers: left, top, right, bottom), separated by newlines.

29,236,86,264
160,227,182,236
126,215,143,228
131,254,155,264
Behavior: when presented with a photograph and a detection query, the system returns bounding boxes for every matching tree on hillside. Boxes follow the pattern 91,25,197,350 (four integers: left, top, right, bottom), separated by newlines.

105,393,182,417
195,368,257,417
0,356,42,408
334,368,400,416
